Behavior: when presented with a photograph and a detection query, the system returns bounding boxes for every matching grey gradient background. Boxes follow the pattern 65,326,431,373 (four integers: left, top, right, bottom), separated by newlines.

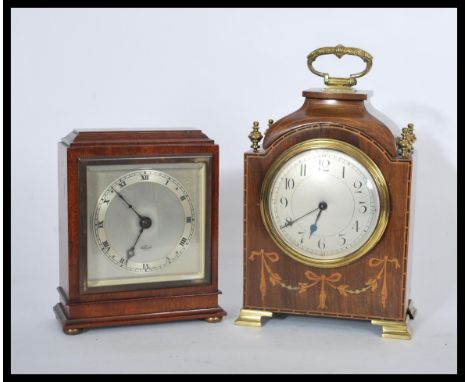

11,8,457,373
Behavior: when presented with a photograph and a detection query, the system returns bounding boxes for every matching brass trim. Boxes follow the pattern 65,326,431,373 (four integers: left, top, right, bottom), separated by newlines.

371,319,411,340
234,309,273,327
260,139,390,268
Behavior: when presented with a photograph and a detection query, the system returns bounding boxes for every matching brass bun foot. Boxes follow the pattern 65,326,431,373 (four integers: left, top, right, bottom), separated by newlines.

234,309,273,327
205,316,223,323
64,328,83,335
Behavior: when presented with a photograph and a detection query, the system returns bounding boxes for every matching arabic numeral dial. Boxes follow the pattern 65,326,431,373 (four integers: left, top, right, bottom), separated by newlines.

267,145,385,263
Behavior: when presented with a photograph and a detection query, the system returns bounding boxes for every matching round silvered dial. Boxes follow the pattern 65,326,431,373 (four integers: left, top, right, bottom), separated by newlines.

261,139,389,267
93,169,195,273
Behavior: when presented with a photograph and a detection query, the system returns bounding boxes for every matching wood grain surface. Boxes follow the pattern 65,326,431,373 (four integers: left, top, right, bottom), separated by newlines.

243,90,412,321
56,130,225,332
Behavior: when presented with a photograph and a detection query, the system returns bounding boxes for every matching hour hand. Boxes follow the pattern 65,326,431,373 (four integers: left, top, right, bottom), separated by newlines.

309,224,318,238
126,247,135,262
126,226,144,263
309,202,327,237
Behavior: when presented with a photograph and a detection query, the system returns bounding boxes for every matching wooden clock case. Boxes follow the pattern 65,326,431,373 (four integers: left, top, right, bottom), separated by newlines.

237,90,416,338
54,130,226,334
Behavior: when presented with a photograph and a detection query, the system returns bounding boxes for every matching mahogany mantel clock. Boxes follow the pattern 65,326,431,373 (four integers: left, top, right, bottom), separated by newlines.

54,130,225,334
235,45,417,339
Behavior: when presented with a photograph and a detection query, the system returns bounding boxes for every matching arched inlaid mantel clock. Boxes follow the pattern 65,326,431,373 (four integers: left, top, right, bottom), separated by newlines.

235,45,417,339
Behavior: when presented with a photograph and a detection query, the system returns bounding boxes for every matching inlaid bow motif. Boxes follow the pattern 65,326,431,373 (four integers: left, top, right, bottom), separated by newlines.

368,256,400,308
248,250,281,302
248,249,401,311
303,271,342,309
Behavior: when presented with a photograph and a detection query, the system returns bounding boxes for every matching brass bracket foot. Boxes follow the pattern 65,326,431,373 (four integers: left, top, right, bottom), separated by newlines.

64,328,83,335
234,309,273,327
371,319,411,340
371,299,415,340
205,316,223,323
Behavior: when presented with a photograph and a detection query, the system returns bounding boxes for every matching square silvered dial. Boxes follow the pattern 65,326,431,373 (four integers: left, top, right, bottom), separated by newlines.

79,156,212,293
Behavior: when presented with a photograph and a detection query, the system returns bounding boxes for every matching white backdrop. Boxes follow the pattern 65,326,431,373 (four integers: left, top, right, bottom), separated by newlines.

11,8,457,374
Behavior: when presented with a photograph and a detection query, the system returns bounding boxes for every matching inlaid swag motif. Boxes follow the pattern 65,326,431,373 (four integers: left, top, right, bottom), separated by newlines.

248,250,400,309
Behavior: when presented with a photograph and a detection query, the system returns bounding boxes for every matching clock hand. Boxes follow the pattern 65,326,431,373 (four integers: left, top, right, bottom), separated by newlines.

281,206,320,229
111,186,143,218
126,227,144,262
309,211,322,237
309,202,327,237
126,216,153,262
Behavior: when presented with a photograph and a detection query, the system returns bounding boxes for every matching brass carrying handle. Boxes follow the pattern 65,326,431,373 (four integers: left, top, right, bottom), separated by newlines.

307,44,373,90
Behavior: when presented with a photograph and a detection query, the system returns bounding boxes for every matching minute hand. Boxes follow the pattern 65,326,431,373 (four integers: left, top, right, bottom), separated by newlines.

111,187,142,218
281,206,320,229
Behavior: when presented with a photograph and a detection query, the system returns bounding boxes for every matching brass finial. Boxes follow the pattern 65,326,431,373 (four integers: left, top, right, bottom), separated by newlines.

249,121,263,152
264,119,274,135
407,123,416,145
397,123,416,158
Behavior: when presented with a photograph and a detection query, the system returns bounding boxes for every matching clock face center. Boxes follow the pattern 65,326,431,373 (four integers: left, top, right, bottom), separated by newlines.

140,216,152,229
318,201,327,210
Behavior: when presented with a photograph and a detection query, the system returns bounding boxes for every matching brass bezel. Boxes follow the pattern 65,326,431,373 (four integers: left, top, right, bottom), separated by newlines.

260,139,390,268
